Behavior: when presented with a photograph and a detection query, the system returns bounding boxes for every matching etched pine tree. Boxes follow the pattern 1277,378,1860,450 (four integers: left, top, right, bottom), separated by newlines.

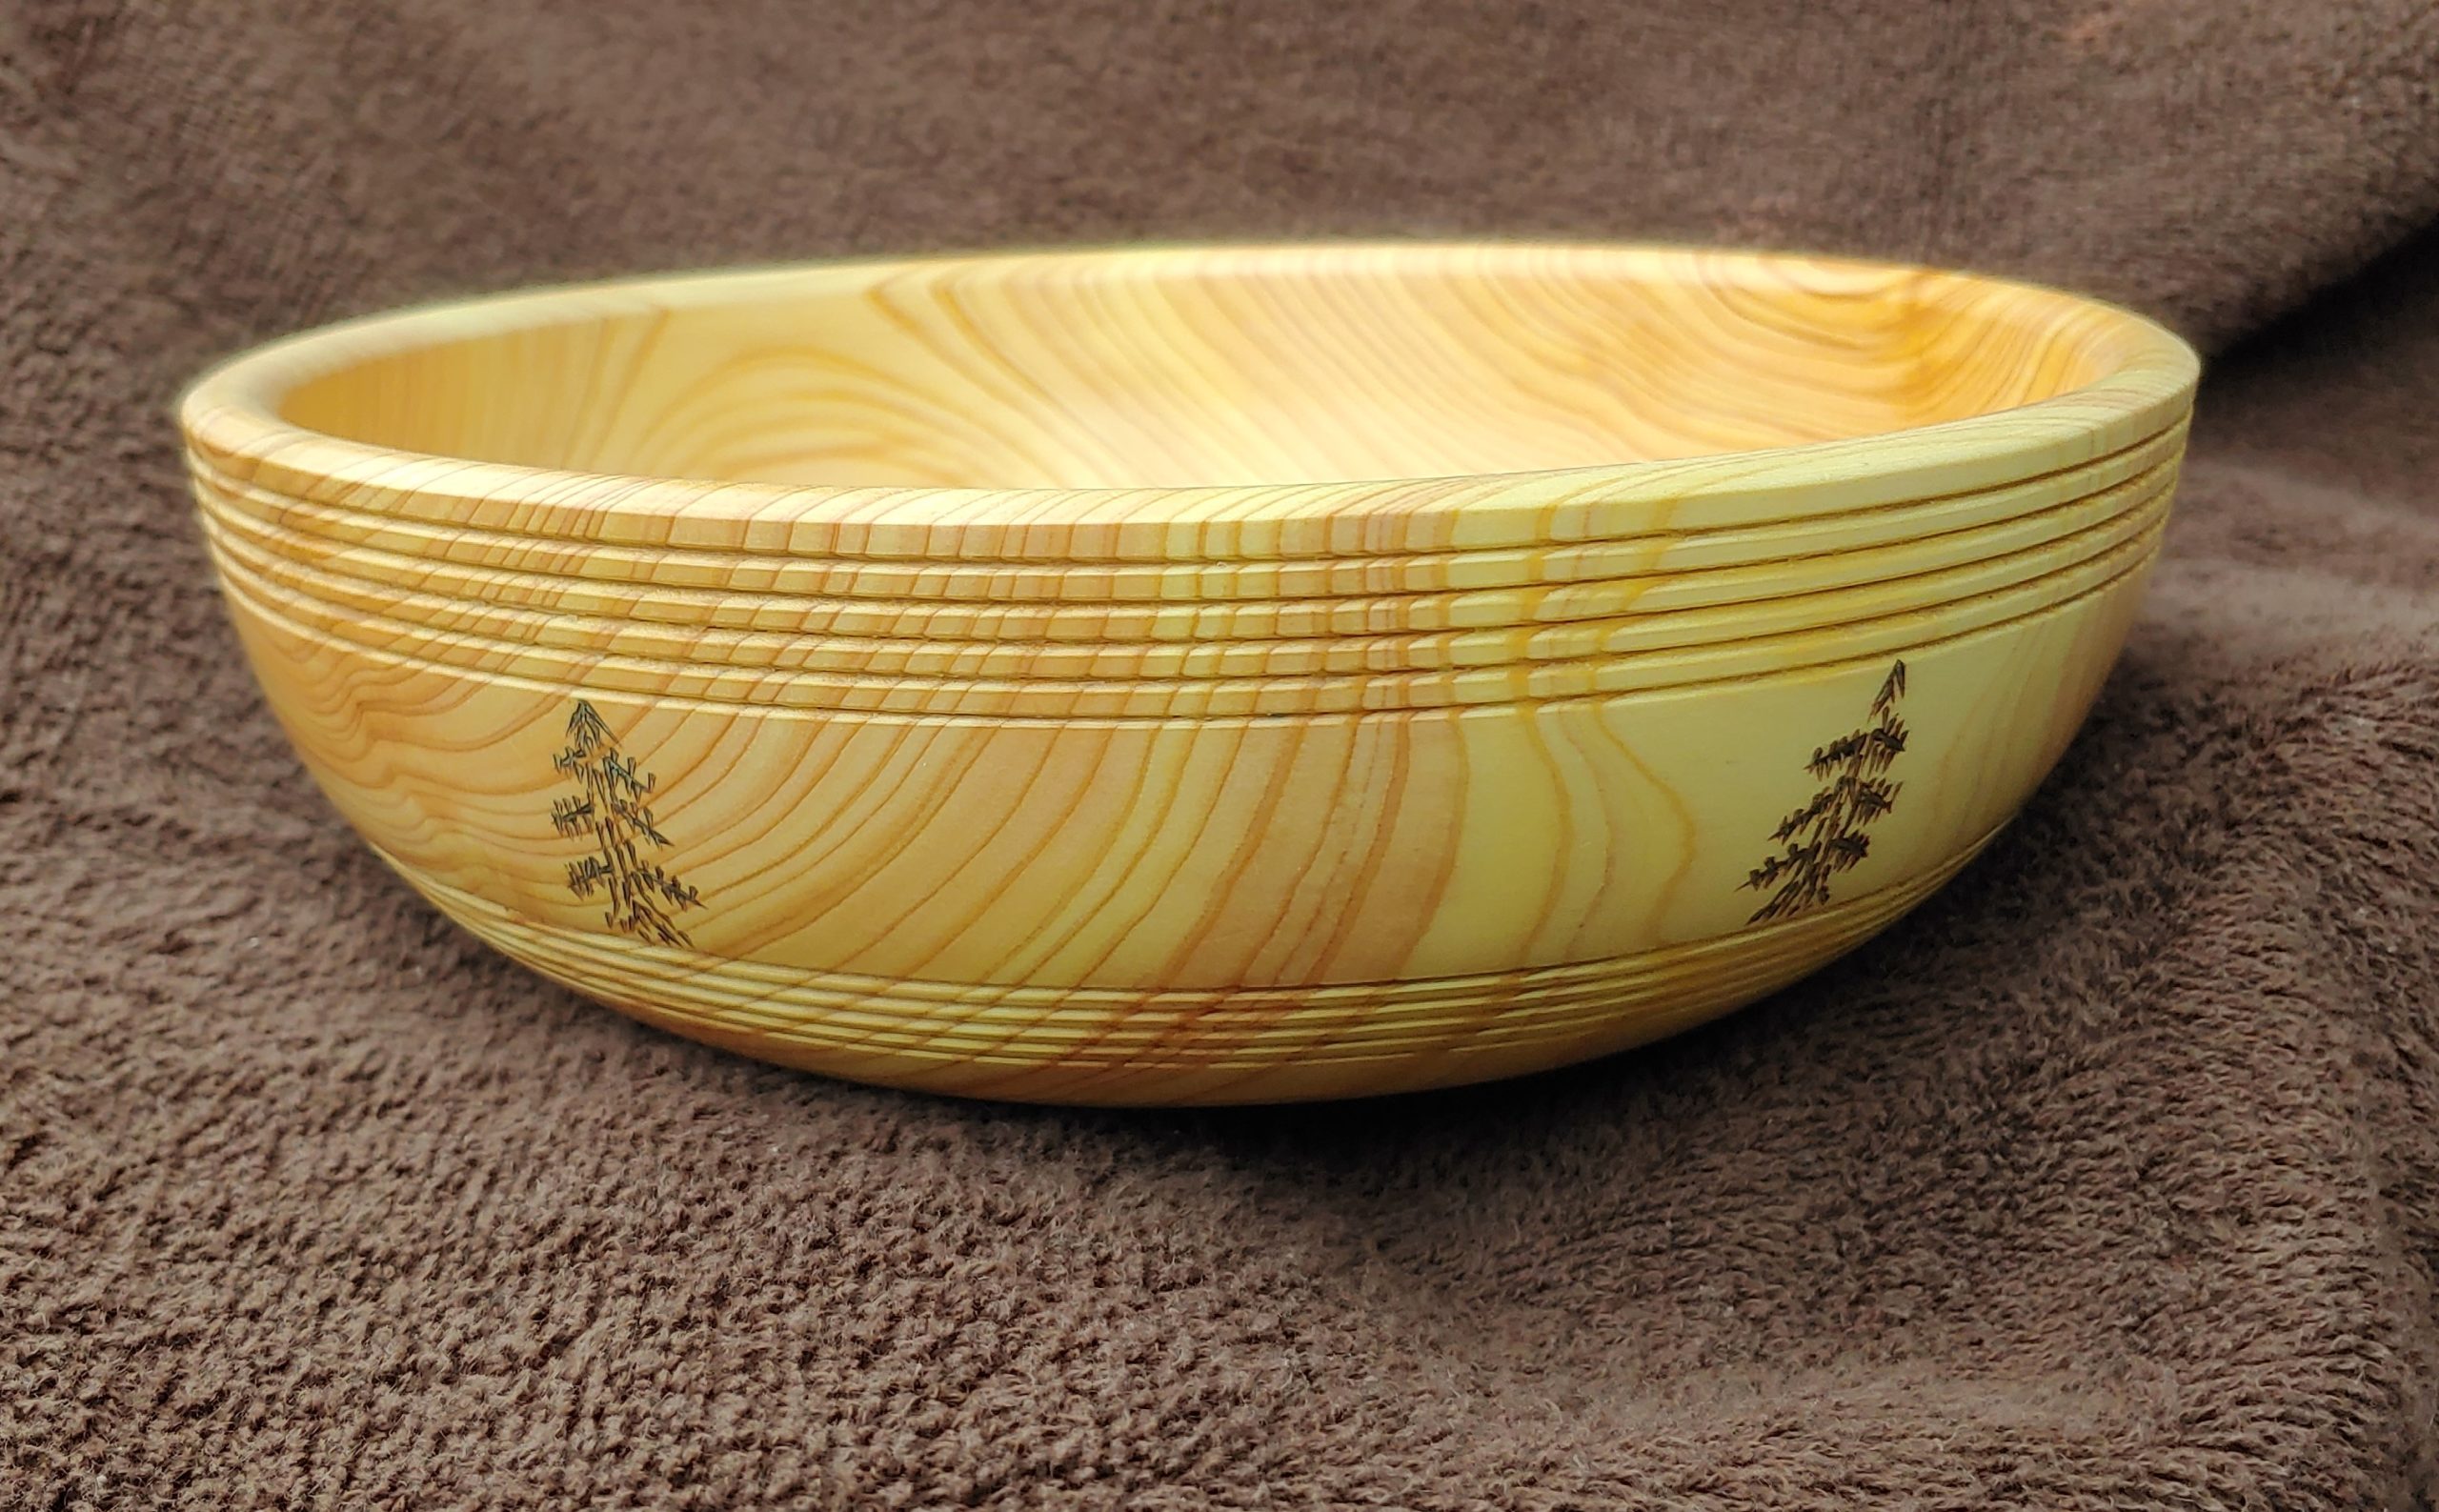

550,699,702,947
1741,659,1908,924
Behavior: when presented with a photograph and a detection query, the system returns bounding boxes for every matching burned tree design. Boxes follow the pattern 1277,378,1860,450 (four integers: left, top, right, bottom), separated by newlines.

550,699,702,947
1741,660,1908,924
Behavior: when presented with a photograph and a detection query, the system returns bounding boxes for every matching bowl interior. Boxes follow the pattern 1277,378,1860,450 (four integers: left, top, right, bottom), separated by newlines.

269,246,2164,493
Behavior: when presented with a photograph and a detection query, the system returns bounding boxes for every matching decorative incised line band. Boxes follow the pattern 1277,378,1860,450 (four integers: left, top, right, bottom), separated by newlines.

196,455,2179,646
393,828,1987,1071
183,419,2186,595
201,481,2172,683
211,523,2163,718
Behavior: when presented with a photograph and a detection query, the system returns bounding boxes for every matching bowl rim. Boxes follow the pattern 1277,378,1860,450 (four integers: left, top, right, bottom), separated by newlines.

177,238,2201,562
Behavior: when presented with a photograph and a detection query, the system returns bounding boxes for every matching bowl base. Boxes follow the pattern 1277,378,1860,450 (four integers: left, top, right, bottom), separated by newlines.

378,827,2001,1106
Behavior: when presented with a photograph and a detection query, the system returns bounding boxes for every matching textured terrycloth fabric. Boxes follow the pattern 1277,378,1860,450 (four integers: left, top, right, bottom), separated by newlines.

6,2,2438,1505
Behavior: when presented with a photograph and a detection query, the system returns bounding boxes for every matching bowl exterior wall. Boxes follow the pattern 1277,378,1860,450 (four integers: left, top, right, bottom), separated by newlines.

204,523,2159,1103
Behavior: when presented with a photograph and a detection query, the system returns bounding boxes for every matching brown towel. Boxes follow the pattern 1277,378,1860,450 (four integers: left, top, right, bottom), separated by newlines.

6,2,2435,1504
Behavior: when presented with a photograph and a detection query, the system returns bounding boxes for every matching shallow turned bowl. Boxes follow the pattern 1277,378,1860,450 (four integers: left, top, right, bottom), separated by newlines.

181,242,2198,1105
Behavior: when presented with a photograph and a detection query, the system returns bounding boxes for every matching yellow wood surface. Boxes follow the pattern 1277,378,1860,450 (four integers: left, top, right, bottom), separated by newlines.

180,242,2199,1104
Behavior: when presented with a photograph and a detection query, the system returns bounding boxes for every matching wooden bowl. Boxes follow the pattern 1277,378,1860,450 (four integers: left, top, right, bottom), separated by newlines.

181,242,2198,1104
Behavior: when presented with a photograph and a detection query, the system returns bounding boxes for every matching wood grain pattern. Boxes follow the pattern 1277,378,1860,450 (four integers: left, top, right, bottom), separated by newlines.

178,242,2200,1104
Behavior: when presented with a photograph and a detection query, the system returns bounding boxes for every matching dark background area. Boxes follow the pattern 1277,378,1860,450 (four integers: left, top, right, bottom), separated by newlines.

6,2,2437,1505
